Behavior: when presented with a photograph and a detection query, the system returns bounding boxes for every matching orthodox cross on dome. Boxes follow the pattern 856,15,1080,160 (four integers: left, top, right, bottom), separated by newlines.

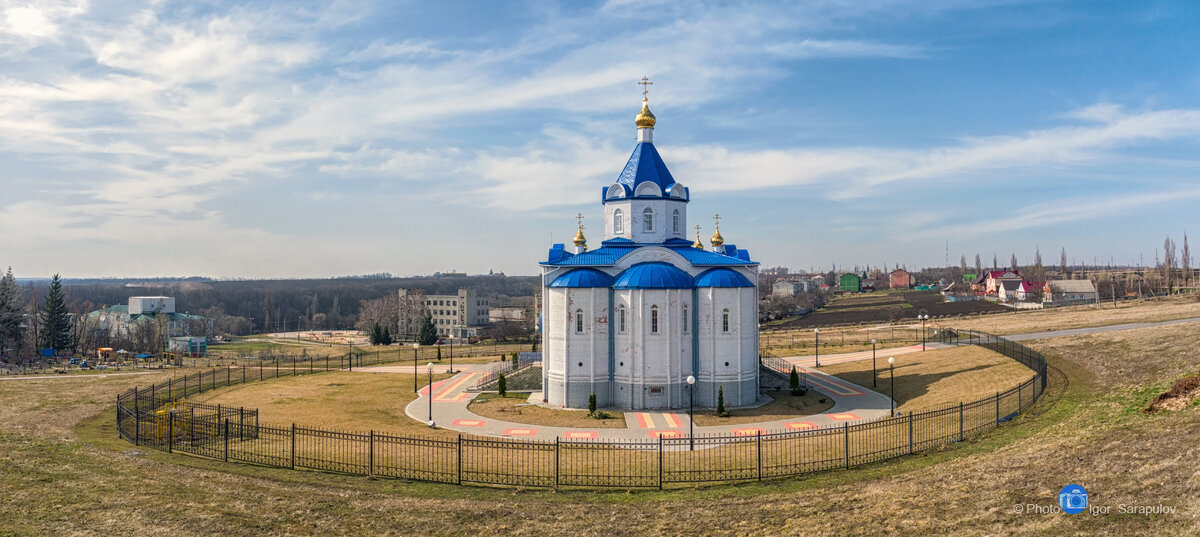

573,213,587,249
639,76,653,99
575,212,585,228
713,213,721,229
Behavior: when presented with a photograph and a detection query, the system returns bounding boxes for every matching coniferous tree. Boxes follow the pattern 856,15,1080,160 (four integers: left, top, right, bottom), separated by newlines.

381,327,393,346
436,346,442,361
417,312,438,346
38,274,71,352
588,392,597,415
0,267,25,357
716,386,728,417
369,322,383,345
497,373,507,397
789,366,801,395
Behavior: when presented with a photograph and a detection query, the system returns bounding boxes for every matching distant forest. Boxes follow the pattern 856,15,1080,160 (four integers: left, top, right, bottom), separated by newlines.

37,275,539,335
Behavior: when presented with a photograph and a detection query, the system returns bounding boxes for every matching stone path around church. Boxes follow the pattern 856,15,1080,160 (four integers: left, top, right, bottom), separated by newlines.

394,349,898,441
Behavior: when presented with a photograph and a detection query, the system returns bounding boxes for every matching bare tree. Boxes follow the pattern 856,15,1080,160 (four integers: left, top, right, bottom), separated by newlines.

1163,236,1177,294
1183,234,1191,288
993,253,998,271
974,253,982,277
1060,247,1068,278
1033,247,1044,281
1010,253,1018,272
959,255,968,280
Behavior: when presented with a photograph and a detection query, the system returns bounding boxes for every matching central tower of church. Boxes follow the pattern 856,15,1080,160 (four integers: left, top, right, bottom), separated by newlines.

540,87,760,410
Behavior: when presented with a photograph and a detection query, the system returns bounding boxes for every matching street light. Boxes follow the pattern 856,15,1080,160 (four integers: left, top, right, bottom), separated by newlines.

427,362,435,425
686,375,696,451
871,338,878,388
814,328,820,368
918,314,929,351
449,338,454,374
888,357,896,415
412,343,420,393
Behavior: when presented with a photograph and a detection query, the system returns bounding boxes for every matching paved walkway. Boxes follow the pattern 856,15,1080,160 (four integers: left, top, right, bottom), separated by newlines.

398,362,894,441
385,315,1200,441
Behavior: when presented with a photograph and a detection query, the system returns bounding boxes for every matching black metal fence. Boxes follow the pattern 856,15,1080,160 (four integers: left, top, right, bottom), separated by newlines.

116,330,1047,489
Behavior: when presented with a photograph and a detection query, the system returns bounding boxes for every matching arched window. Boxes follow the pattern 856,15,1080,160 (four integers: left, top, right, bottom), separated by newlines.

672,209,680,233
575,309,585,334
642,207,654,232
617,306,626,333
722,309,730,333
613,209,623,234
682,304,689,333
650,305,659,333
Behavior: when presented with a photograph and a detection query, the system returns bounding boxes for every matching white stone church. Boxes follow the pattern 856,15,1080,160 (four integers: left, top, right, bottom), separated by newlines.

539,95,760,410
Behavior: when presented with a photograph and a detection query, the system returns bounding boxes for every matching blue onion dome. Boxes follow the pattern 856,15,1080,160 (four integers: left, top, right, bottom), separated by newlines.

612,262,693,289
694,268,754,288
549,268,614,288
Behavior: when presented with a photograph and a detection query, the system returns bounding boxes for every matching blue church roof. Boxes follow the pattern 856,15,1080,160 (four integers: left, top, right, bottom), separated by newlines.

542,242,755,267
612,262,693,289
548,268,614,288
611,142,678,199
693,268,754,288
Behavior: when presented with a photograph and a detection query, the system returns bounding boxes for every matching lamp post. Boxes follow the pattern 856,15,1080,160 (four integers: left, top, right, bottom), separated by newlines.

412,343,419,393
888,357,896,415
449,338,454,374
427,362,435,425
297,316,302,341
813,328,820,367
686,375,696,451
919,314,929,351
871,338,877,388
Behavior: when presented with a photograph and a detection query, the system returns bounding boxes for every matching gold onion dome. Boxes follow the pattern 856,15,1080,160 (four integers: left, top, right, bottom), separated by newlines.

635,98,656,128
711,227,724,248
693,231,704,249
573,226,587,247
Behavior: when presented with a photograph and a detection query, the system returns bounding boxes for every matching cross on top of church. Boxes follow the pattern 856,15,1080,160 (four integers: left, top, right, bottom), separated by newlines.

575,212,585,229
639,76,652,99
713,212,721,229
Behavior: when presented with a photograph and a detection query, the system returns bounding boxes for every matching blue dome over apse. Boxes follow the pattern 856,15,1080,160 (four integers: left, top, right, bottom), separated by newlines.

612,262,694,289
549,268,614,288
694,268,754,288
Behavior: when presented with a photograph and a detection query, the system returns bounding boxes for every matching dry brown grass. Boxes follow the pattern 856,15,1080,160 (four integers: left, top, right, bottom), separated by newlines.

691,389,834,425
818,346,1037,413
4,311,1200,535
191,370,460,438
949,296,1200,335
467,393,626,428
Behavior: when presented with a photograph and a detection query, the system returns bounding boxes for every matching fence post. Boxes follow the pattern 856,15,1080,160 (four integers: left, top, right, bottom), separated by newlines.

369,430,374,477
456,434,462,485
1018,384,1022,412
242,366,245,384
134,392,140,446
169,377,173,402
554,437,559,492
658,436,664,490
908,412,913,455
959,402,964,441
168,410,174,453
224,419,229,462
291,422,296,469
843,422,850,469
240,407,245,441
757,430,763,481
995,392,1000,425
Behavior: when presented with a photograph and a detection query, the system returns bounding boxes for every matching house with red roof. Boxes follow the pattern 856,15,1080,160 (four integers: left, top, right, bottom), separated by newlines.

973,270,1022,295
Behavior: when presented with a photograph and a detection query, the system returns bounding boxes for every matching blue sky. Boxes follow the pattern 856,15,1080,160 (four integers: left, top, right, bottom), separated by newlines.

2,0,1199,278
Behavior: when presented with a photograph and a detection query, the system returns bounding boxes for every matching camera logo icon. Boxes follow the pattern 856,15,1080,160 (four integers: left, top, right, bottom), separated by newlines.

1058,484,1088,514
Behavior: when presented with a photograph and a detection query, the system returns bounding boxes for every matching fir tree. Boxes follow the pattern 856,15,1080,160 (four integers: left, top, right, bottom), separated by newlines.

531,338,537,353
0,268,25,357
716,386,728,417
381,327,393,346
497,373,507,397
588,392,597,415
38,274,71,352
417,312,438,346
789,366,801,395
436,346,442,361
370,322,383,345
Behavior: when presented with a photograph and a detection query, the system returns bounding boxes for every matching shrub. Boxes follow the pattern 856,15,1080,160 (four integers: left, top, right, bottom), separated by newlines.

531,339,538,352
716,386,728,417
789,366,800,393
498,373,507,397
436,346,442,361
588,392,597,415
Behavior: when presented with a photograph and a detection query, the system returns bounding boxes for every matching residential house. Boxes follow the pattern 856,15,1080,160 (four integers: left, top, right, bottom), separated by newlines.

1044,280,1098,302
889,269,913,290
974,270,1022,295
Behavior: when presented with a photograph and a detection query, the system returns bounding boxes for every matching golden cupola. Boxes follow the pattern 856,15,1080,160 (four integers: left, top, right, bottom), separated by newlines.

711,227,724,249
635,99,656,128
573,225,587,250
693,230,704,249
